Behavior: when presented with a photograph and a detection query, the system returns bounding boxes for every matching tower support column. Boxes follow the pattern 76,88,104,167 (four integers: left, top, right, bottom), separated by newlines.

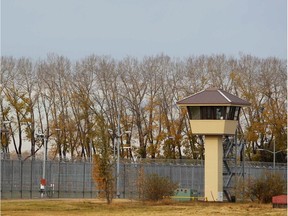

204,135,223,201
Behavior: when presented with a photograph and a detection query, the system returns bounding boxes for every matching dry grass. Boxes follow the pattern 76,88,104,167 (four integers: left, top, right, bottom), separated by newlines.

1,199,287,216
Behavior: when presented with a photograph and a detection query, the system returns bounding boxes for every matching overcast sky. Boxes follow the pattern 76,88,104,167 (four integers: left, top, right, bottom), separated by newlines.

1,0,287,60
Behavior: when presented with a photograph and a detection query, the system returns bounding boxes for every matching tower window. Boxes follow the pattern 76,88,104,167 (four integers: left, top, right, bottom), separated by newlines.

187,106,240,120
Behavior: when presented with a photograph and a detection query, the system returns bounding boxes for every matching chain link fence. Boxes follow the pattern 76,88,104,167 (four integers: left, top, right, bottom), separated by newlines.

1,159,287,199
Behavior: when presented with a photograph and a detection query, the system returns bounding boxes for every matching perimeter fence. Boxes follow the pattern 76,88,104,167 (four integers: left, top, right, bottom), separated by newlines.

1,159,287,199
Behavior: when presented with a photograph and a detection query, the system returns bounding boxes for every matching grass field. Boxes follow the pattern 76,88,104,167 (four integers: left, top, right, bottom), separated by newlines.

1,199,287,216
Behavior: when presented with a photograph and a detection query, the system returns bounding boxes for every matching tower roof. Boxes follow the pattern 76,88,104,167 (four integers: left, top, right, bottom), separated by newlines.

177,88,251,106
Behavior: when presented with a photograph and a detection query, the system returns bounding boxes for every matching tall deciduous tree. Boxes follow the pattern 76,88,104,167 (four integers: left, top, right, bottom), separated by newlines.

119,57,148,158
1,54,286,162
231,55,287,162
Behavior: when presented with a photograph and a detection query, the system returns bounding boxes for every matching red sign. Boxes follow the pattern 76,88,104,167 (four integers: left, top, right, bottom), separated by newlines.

40,178,46,186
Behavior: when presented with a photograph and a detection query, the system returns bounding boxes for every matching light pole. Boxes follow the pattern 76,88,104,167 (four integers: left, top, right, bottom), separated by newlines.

258,139,285,171
116,113,121,198
111,113,131,198
37,132,47,198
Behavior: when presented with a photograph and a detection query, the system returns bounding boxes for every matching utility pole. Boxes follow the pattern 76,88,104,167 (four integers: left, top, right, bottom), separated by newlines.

116,113,121,198
37,133,46,198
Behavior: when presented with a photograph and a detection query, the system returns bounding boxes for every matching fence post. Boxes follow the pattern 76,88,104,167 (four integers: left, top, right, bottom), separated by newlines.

11,160,14,199
123,163,126,198
58,161,60,198
20,160,23,199
30,160,33,199
90,162,93,198
83,162,86,198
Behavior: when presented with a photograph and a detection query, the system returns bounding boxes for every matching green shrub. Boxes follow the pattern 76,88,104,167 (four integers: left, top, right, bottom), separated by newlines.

142,173,178,201
247,172,286,203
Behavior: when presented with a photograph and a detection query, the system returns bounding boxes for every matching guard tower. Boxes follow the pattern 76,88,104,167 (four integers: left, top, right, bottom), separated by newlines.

177,88,250,201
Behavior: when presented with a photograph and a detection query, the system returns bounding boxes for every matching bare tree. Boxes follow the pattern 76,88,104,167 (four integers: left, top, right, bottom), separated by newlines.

118,57,148,158
231,55,287,162
1,53,286,162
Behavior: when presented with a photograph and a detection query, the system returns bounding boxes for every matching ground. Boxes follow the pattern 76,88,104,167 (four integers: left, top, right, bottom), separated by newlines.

1,199,287,216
